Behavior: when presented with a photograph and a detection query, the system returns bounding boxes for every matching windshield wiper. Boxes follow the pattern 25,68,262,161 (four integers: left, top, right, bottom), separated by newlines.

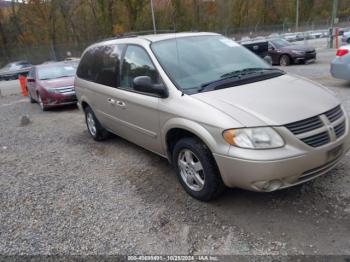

198,67,284,93
220,68,283,78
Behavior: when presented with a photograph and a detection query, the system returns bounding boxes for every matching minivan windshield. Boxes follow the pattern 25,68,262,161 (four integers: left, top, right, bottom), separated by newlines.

38,64,77,80
151,35,280,94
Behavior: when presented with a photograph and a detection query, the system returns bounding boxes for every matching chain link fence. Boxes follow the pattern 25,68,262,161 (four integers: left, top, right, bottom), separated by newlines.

223,18,350,39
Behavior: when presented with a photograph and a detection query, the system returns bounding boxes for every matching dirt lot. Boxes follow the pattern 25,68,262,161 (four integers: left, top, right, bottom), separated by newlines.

1,48,350,256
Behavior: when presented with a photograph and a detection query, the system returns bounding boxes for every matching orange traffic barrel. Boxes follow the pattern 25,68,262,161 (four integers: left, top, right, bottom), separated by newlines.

19,75,28,97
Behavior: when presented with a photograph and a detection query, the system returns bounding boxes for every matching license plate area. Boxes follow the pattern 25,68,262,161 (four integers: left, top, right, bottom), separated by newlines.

327,144,343,162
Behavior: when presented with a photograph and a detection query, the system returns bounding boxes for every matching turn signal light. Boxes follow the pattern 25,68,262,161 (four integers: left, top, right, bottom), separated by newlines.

336,49,349,57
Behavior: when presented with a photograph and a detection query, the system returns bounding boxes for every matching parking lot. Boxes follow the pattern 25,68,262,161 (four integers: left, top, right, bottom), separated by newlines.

1,46,350,256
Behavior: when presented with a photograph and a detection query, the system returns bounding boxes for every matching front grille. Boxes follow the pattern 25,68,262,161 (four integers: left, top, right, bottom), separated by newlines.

56,86,75,94
300,131,330,147
285,116,323,135
325,105,343,122
285,105,346,148
334,121,346,138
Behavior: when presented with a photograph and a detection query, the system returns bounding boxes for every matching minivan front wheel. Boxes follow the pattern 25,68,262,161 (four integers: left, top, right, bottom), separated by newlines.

84,106,109,141
38,94,47,111
173,137,225,201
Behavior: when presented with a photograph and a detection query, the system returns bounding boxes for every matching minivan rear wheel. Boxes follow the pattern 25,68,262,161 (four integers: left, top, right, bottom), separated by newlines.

173,137,225,201
84,106,109,141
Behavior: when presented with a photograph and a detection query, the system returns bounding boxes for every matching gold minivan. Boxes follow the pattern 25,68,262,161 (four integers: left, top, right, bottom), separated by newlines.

75,33,350,201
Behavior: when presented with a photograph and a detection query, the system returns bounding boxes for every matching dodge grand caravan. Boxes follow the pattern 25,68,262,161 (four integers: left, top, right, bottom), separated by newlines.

75,32,350,201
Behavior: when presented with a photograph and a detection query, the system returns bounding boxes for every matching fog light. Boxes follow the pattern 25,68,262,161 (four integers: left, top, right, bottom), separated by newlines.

264,180,282,191
253,179,282,192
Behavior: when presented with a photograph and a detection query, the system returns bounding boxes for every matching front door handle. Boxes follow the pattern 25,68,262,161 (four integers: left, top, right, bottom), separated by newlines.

107,98,116,105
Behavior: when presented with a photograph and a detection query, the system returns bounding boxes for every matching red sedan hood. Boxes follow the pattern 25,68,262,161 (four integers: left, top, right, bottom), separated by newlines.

39,76,75,88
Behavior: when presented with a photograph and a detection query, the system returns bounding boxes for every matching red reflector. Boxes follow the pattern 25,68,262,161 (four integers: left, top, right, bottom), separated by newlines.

336,49,349,57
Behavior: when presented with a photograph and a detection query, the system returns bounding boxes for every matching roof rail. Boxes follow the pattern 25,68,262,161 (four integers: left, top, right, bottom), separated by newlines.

100,29,176,42
126,30,175,36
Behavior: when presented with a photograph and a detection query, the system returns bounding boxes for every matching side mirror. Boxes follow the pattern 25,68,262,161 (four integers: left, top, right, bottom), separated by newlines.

133,76,168,98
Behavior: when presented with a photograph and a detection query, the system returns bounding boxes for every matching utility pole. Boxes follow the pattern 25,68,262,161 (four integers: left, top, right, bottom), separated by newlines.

296,0,300,32
329,0,338,48
150,0,157,34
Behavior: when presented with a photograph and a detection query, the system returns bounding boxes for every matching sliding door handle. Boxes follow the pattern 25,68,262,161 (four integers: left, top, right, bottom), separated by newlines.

107,98,116,104
116,101,126,107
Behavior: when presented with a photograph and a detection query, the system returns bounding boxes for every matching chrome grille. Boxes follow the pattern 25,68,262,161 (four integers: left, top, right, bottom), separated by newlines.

334,121,346,138
285,116,323,135
285,105,346,148
300,131,330,147
56,86,75,94
325,105,343,122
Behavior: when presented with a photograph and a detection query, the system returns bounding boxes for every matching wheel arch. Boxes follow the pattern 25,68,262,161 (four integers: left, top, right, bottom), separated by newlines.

162,119,219,163
78,94,93,112
279,53,292,63
80,100,90,111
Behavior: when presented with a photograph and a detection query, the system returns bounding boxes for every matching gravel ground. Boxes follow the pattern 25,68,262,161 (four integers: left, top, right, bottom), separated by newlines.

0,48,350,256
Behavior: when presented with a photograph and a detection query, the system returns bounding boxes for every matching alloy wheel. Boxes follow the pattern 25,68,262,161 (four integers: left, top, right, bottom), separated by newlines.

177,149,205,191
280,55,290,66
86,112,97,137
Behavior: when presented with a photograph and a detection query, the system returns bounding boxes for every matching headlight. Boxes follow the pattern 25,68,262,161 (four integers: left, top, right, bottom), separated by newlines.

292,50,305,55
223,127,285,149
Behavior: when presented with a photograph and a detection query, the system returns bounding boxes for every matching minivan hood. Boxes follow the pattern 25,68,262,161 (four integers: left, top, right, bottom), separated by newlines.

193,74,339,126
39,76,75,88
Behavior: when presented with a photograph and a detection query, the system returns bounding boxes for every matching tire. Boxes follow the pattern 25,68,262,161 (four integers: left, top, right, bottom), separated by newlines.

37,93,48,111
28,90,35,103
84,106,110,141
279,54,291,66
172,137,226,201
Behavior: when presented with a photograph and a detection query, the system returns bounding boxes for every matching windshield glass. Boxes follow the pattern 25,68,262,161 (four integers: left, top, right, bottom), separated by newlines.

151,35,270,93
270,39,291,48
38,64,77,80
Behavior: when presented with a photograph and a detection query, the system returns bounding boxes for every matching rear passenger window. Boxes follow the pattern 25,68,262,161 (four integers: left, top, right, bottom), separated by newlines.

77,45,124,87
121,45,160,90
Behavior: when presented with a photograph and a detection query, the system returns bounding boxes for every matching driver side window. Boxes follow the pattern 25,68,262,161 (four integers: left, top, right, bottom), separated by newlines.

121,45,160,90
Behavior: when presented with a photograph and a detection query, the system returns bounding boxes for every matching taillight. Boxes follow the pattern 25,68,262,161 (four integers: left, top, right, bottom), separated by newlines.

336,49,349,57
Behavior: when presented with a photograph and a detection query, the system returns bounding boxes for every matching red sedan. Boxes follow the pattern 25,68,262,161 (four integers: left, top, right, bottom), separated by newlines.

26,62,77,111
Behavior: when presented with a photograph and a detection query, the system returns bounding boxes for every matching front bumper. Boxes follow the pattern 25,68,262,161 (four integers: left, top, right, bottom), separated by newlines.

42,93,77,108
213,125,350,192
293,53,316,64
